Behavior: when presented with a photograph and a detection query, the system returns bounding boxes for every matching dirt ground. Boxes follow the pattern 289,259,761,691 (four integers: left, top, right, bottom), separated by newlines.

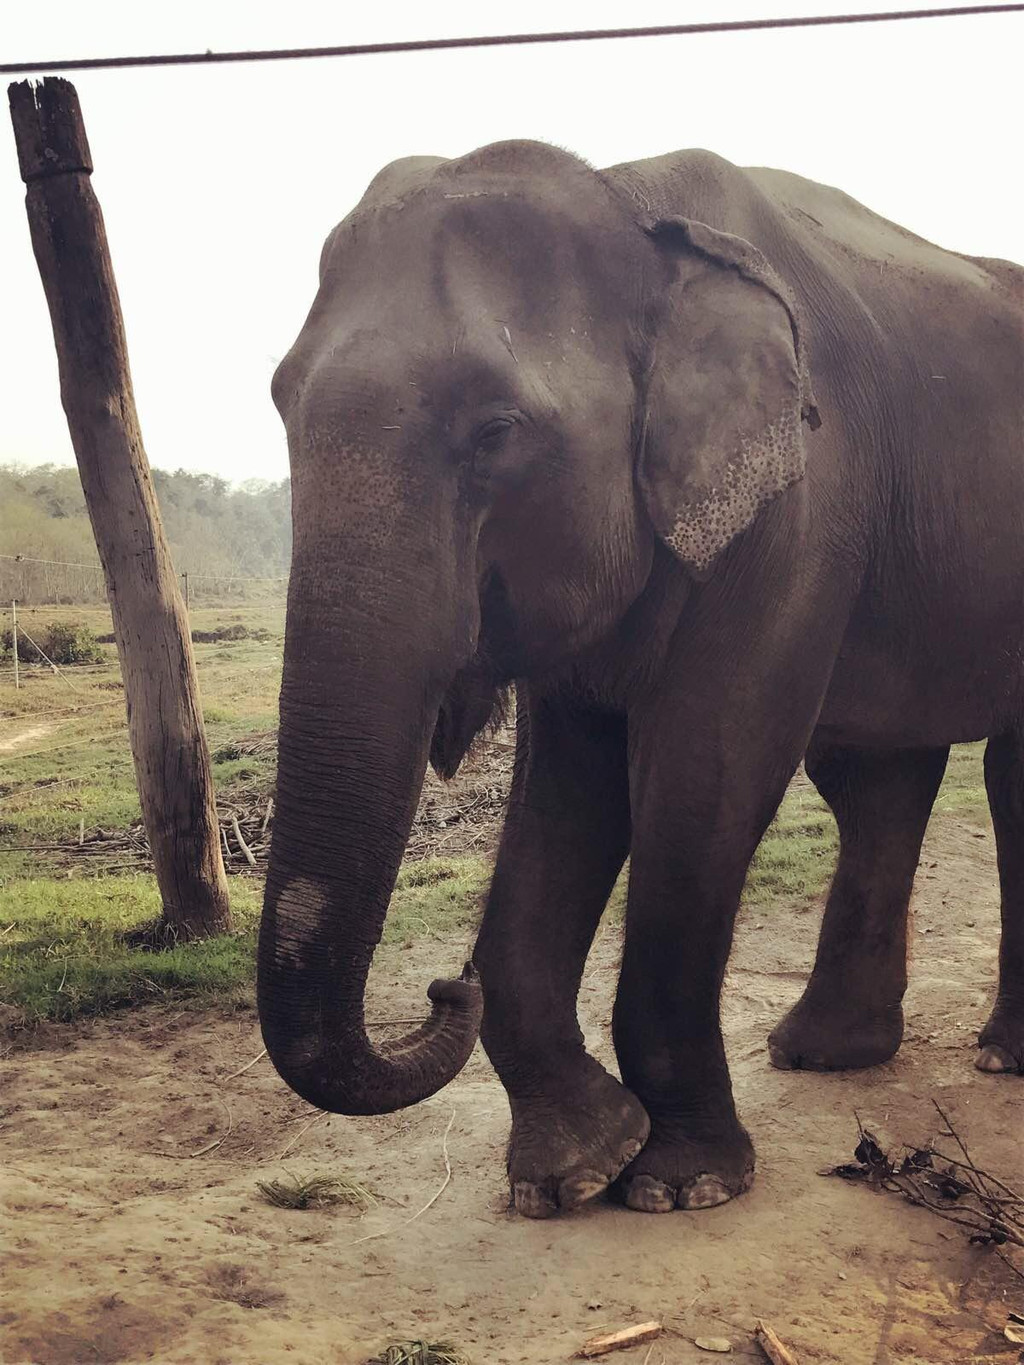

3,805,1022,1364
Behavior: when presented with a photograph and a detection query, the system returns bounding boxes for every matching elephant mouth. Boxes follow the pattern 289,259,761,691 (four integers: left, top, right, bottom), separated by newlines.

430,571,517,780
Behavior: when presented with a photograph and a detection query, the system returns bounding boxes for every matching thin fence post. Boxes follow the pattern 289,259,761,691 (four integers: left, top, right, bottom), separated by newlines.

182,571,190,612
8,77,231,940
10,599,19,690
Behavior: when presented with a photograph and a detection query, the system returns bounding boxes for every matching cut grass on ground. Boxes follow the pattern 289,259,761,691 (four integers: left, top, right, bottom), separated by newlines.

366,1345,469,1365
256,1171,378,1210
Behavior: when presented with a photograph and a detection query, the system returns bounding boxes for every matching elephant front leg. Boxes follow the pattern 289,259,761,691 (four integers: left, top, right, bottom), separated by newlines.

612,854,759,1212
611,709,803,1213
473,689,649,1218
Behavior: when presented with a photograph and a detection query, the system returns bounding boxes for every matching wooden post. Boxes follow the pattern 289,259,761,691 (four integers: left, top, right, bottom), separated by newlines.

182,571,190,612
10,600,19,690
9,78,231,940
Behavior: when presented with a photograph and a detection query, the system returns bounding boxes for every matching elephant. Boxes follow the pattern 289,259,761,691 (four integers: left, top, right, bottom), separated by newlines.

258,140,1024,1219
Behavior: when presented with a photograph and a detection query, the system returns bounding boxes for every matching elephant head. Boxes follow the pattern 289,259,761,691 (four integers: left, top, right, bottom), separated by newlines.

258,141,818,1115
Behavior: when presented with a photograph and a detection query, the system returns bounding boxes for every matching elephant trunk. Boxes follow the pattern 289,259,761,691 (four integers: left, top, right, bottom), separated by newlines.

258,554,482,1115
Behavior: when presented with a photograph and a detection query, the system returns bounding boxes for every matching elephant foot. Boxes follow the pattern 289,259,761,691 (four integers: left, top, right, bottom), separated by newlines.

977,1005,1024,1074
507,1067,650,1219
613,1119,755,1213
768,993,904,1071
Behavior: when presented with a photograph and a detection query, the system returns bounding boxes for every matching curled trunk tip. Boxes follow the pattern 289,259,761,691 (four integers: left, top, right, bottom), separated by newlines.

258,947,482,1115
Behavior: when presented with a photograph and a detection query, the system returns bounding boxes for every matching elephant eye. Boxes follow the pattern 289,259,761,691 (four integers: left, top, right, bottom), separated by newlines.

474,416,515,459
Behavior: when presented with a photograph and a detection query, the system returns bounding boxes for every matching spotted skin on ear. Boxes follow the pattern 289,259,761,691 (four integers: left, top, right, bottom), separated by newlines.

662,410,803,573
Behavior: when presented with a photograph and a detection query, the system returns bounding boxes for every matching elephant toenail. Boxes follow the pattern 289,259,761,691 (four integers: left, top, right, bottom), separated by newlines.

620,1138,643,1164
976,1044,1019,1073
559,1171,609,1208
624,1176,676,1214
678,1174,733,1209
513,1182,557,1219
767,1040,798,1070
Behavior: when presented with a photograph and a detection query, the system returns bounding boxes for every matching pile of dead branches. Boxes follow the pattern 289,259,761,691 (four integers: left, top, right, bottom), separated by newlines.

211,731,277,762
407,728,513,859
11,725,514,872
825,1102,1023,1280
9,789,275,876
217,786,275,871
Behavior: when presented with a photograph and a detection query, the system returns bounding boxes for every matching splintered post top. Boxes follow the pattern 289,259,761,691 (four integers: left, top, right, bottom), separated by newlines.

9,77,93,182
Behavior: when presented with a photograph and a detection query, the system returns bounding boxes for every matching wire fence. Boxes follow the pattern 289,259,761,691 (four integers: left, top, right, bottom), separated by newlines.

1,639,283,758
0,554,288,606
1,557,285,768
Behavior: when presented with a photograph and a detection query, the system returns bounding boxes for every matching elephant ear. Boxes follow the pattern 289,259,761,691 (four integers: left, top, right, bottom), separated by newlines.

638,217,820,576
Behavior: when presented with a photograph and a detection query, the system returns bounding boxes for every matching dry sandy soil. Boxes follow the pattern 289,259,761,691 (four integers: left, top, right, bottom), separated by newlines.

3,809,1022,1365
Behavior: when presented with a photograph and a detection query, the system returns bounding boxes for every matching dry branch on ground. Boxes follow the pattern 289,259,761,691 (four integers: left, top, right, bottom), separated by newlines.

823,1104,1024,1280
755,1319,800,1365
576,1321,664,1358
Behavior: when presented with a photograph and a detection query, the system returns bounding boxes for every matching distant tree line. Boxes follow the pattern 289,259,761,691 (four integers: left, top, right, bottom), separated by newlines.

0,463,291,603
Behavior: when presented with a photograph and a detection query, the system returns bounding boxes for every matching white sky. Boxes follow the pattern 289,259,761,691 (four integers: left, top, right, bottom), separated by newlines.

3,1,1021,484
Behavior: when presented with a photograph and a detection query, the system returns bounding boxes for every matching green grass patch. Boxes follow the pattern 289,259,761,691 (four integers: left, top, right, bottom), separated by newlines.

0,762,141,847
744,785,838,910
203,704,240,725
0,857,488,1028
385,858,490,943
0,875,264,1026
933,741,988,819
210,756,267,787
0,604,284,849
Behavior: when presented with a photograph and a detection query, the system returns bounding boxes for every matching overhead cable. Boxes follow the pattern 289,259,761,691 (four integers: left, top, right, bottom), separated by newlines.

3,6,1021,76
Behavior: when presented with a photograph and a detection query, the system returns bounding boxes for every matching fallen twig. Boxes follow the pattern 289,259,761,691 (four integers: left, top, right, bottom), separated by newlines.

755,1319,799,1365
368,1017,431,1027
576,1322,663,1358
350,1109,457,1247
405,1108,455,1226
822,1107,1024,1278
224,1046,267,1080
275,1112,328,1161
152,1097,235,1159
231,814,257,867
190,1097,234,1158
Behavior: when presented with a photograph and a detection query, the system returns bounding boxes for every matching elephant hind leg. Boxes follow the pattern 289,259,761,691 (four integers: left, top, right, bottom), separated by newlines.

769,741,949,1071
977,730,1024,1074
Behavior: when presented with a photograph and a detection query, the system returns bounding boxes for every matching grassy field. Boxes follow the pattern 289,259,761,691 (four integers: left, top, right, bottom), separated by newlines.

0,603,991,1030
1,603,284,848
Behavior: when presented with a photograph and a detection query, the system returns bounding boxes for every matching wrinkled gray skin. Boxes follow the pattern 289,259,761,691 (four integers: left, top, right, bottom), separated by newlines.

259,141,1024,1218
